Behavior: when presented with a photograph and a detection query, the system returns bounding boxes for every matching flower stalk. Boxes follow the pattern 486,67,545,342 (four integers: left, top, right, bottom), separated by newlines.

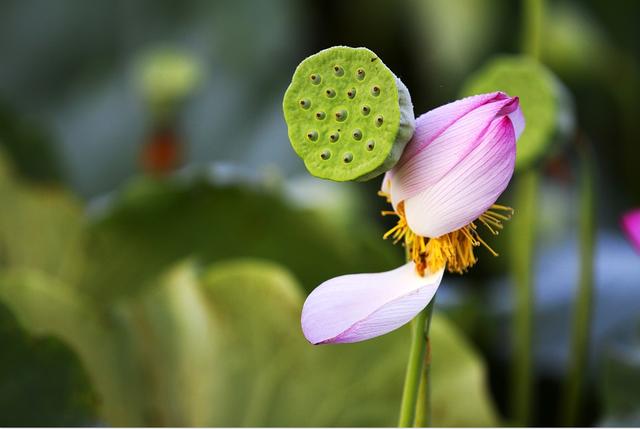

510,0,544,424
398,300,432,427
414,299,436,427
398,242,434,428
510,171,538,426
523,0,543,60
562,140,596,426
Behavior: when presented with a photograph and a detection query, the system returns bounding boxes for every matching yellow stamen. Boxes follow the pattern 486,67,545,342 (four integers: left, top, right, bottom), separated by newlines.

380,194,513,276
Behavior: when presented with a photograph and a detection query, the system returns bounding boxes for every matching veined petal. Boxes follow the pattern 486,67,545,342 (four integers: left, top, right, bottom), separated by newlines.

622,209,640,253
301,263,444,344
404,116,516,238
397,92,509,163
390,94,519,207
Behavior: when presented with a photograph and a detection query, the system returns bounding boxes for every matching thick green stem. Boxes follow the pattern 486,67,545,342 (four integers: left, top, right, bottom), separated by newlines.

398,299,436,427
414,300,436,427
511,170,539,426
562,143,596,426
522,0,544,60
510,0,544,424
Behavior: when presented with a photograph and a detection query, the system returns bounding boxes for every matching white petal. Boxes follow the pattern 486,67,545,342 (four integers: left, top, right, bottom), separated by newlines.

301,263,444,344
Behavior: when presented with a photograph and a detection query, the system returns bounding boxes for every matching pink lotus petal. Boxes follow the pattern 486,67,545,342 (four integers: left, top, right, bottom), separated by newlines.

390,94,519,207
301,263,444,344
403,115,516,238
622,209,640,253
397,92,509,164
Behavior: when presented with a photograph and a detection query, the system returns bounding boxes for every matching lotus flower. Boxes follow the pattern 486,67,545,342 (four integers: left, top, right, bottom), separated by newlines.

622,209,640,253
302,92,524,344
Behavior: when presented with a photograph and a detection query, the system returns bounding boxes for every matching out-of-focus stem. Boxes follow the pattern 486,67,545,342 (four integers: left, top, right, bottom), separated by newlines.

511,170,539,426
562,142,596,426
523,0,544,60
511,0,544,424
413,299,436,427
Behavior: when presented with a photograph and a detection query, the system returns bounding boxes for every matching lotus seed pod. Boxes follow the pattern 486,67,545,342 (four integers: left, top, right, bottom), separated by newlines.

283,46,415,182
462,55,575,171
137,49,201,121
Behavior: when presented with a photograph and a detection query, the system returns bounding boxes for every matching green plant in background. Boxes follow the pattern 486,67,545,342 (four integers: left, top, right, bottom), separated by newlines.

137,49,202,124
283,46,415,181
0,151,499,426
461,0,596,425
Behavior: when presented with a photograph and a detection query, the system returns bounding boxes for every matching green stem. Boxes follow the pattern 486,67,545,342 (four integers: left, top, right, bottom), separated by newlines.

511,170,539,426
414,299,436,427
398,299,435,427
522,0,544,60
510,0,544,424
562,142,596,426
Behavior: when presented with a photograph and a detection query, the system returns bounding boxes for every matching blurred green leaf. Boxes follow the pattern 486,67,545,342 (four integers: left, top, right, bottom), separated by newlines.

200,259,499,426
82,175,401,301
0,270,148,426
0,160,86,284
0,103,62,183
0,298,95,426
431,308,500,426
541,2,611,81
600,329,640,426
0,257,499,426
201,259,406,426
461,55,574,171
405,0,503,88
112,261,220,425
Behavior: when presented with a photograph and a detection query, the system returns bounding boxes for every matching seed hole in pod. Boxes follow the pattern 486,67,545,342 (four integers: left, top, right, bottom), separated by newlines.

333,65,344,76
299,99,311,109
361,105,370,115
335,110,347,122
347,88,356,99
343,152,353,163
371,85,381,96
315,111,326,120
356,68,365,80
307,130,318,141
325,88,336,98
320,150,331,160
375,115,384,127
366,140,375,151
352,129,362,140
310,74,321,85
329,132,340,142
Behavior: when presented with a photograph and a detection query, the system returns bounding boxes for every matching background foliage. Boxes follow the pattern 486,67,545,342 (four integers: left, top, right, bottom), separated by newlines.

0,0,639,426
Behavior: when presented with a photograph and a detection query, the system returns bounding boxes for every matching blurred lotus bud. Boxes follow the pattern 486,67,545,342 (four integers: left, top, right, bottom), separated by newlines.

621,209,640,253
283,46,415,182
462,55,575,171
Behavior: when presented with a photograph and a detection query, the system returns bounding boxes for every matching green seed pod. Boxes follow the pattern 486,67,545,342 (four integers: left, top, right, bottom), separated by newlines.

461,55,575,171
283,46,415,182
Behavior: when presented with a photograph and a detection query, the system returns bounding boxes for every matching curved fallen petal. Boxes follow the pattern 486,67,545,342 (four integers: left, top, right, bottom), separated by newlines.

622,209,640,253
390,93,517,207
404,114,516,238
301,263,444,344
